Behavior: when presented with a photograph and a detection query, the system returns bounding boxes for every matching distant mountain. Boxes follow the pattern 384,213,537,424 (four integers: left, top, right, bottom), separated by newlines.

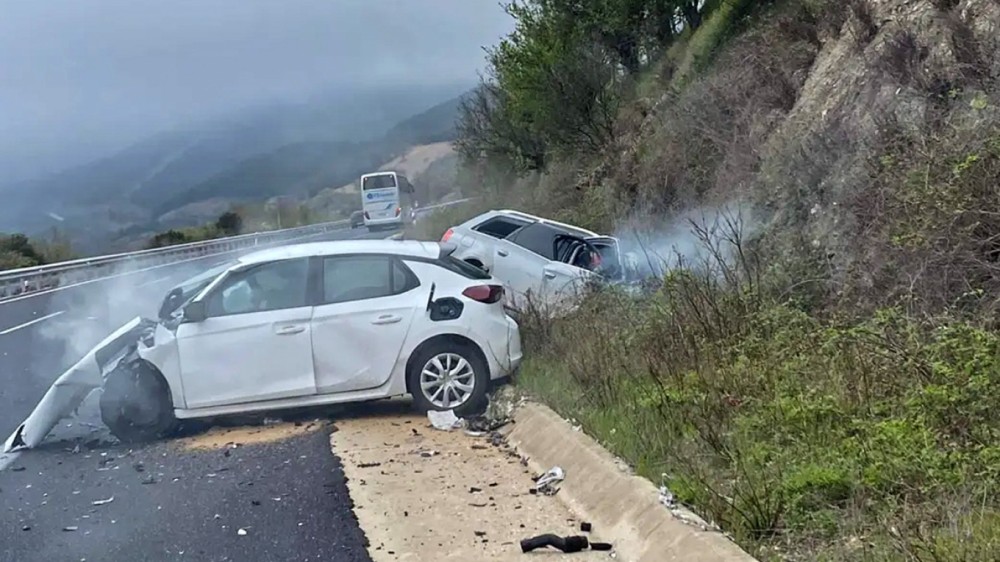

152,92,469,222
0,84,469,251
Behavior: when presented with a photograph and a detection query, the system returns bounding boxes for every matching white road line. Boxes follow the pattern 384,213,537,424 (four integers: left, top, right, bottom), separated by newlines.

136,276,175,288
0,310,66,335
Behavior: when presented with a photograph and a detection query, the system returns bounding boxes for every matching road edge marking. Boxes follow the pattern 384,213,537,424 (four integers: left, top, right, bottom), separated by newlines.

0,310,66,335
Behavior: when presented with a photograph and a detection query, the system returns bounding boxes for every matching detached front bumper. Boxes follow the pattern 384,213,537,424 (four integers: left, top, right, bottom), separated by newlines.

3,317,147,452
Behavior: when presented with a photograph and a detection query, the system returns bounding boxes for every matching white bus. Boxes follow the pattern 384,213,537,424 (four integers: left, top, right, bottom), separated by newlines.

360,171,414,231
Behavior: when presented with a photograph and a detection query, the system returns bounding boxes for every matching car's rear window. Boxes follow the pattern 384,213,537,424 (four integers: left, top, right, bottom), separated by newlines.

436,255,491,280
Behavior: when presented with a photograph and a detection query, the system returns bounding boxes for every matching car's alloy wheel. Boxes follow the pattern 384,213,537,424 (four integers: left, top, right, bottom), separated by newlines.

419,352,476,409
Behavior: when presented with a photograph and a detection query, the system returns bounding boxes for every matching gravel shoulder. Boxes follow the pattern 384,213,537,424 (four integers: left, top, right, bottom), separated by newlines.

331,401,612,561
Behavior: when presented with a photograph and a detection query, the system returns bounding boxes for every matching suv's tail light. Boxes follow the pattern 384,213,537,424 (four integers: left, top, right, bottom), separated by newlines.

394,206,401,217
363,211,370,220
462,284,504,304
441,228,454,242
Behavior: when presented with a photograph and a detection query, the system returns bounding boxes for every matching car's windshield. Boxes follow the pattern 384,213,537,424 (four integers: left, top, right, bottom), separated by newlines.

159,260,236,319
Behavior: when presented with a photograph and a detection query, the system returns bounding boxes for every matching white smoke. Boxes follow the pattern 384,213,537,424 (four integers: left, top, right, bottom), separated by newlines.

613,202,757,281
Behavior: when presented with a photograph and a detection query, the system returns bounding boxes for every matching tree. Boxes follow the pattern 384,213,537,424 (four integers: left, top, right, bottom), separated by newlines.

147,230,189,249
0,233,45,271
215,211,244,236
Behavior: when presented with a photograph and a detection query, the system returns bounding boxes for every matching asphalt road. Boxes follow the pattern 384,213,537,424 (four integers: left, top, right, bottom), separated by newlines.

0,426,371,562
0,225,392,561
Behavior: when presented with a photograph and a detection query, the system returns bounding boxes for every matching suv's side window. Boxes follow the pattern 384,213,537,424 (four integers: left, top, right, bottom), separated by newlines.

322,255,418,304
206,258,309,316
507,223,561,260
472,216,529,239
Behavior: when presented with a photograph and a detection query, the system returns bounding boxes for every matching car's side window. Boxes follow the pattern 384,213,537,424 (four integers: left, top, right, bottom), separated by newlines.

206,259,309,317
472,217,529,239
322,255,418,304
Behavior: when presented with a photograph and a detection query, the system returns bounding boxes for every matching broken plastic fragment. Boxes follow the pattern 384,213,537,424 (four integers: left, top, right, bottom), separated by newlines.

237,528,248,536
427,409,463,431
91,496,114,506
3,317,145,452
658,485,676,508
534,466,565,496
519,534,588,553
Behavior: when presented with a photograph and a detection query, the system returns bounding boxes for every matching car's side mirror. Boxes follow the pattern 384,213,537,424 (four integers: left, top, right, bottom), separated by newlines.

183,301,208,323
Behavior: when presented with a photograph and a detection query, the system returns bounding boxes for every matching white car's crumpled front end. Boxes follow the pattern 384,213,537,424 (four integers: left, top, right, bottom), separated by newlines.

3,316,148,452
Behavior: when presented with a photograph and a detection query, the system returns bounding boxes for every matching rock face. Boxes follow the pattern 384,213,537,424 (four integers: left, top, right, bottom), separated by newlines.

594,0,999,293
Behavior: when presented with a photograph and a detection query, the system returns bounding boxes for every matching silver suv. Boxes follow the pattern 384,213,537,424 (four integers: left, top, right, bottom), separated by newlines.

441,210,626,313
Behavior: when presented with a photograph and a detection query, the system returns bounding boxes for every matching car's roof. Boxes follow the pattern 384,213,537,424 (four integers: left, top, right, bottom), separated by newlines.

237,239,441,265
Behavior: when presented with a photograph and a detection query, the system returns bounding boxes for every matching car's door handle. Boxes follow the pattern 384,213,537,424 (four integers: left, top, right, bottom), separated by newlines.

275,325,306,335
544,271,557,279
372,314,402,325
497,249,509,257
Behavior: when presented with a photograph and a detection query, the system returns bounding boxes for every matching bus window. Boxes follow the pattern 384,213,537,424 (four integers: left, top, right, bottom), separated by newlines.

363,174,397,190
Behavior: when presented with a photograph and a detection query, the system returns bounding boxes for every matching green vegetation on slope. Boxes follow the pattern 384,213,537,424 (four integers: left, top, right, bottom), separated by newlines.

451,0,1000,559
0,230,75,272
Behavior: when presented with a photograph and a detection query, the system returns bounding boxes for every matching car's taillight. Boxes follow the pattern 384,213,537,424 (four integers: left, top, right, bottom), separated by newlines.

441,228,454,242
363,211,370,220
462,285,504,304
395,206,401,217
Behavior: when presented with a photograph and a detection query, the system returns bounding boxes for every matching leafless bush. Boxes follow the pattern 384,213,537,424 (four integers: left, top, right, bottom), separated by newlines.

847,101,1000,321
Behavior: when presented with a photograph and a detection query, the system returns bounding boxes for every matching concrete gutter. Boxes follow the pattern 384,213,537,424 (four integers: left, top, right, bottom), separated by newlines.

506,402,757,562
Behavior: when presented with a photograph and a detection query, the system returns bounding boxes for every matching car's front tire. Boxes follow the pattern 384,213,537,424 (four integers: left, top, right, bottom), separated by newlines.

100,361,178,443
408,340,489,417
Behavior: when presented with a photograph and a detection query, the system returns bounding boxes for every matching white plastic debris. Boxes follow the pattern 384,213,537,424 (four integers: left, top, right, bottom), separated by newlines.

91,496,114,506
237,528,248,536
658,486,676,508
427,409,463,431
534,466,565,495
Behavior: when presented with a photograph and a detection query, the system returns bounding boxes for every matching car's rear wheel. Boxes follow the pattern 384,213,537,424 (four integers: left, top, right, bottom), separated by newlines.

408,341,489,417
100,361,177,443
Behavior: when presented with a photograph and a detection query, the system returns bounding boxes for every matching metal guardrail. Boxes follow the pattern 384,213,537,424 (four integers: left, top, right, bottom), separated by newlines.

0,197,479,302
0,219,349,301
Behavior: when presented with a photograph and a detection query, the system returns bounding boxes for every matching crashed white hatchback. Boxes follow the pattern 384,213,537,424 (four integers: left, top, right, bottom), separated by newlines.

5,240,521,451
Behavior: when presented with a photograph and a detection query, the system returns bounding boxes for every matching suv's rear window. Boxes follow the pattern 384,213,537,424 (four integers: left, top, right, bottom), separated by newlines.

437,255,491,280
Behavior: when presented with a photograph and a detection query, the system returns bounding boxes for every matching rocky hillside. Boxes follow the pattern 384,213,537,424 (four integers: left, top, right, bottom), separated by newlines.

451,0,1000,559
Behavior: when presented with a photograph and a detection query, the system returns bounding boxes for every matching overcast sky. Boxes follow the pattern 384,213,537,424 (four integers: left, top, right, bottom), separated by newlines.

0,0,510,182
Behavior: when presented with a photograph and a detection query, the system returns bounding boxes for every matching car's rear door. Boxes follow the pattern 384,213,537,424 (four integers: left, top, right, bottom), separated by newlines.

491,222,565,310
176,258,316,409
310,254,421,394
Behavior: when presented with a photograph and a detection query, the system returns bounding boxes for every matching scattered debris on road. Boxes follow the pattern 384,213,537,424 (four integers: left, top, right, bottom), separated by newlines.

580,522,592,532
62,526,78,532
519,534,589,553
333,405,604,561
427,409,463,431
237,528,248,536
91,496,114,506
